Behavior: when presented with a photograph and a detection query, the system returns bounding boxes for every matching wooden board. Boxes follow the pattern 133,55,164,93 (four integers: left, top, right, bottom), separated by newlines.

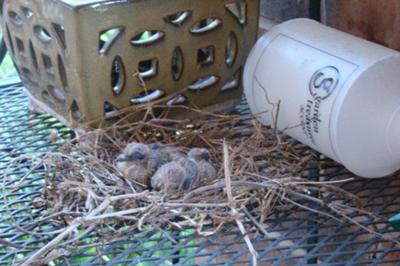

323,0,400,50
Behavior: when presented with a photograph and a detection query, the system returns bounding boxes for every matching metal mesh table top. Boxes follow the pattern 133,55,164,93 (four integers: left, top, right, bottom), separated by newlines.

0,83,400,266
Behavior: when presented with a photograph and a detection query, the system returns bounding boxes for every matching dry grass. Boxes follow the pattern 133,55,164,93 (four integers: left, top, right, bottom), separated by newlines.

2,104,387,265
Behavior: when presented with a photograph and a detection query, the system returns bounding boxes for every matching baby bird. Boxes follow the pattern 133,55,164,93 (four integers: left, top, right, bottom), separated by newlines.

151,161,188,193
115,142,152,187
178,157,199,189
188,148,217,183
151,148,216,193
148,143,184,171
151,157,199,193
116,142,185,188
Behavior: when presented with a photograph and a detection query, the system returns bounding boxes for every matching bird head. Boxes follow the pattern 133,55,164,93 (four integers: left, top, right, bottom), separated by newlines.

116,143,151,166
188,148,211,162
149,143,162,150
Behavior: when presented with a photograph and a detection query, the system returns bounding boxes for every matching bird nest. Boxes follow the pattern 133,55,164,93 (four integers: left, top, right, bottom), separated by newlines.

3,104,390,265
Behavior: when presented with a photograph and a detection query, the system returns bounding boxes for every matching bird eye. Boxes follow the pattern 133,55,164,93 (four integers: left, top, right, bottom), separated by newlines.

128,152,146,161
149,143,161,150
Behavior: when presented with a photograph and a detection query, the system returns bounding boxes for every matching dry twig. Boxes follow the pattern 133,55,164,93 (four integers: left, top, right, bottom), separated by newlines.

0,103,385,265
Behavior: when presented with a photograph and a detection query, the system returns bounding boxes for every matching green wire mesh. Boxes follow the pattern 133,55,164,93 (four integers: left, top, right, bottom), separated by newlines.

0,84,400,265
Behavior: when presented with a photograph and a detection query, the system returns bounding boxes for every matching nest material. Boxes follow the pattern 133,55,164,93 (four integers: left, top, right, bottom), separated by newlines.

2,105,387,265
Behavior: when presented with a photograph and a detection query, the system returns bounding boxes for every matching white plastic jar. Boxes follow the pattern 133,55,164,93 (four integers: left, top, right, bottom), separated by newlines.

244,18,400,178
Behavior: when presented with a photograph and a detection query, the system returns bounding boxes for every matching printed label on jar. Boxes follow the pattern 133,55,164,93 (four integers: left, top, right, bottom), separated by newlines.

300,66,340,144
253,34,359,159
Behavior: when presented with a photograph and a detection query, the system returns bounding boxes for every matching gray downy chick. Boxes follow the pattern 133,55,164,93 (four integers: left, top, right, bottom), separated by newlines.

188,148,217,183
151,161,187,193
151,148,219,193
151,157,199,192
148,143,185,171
115,142,152,187
177,157,199,190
